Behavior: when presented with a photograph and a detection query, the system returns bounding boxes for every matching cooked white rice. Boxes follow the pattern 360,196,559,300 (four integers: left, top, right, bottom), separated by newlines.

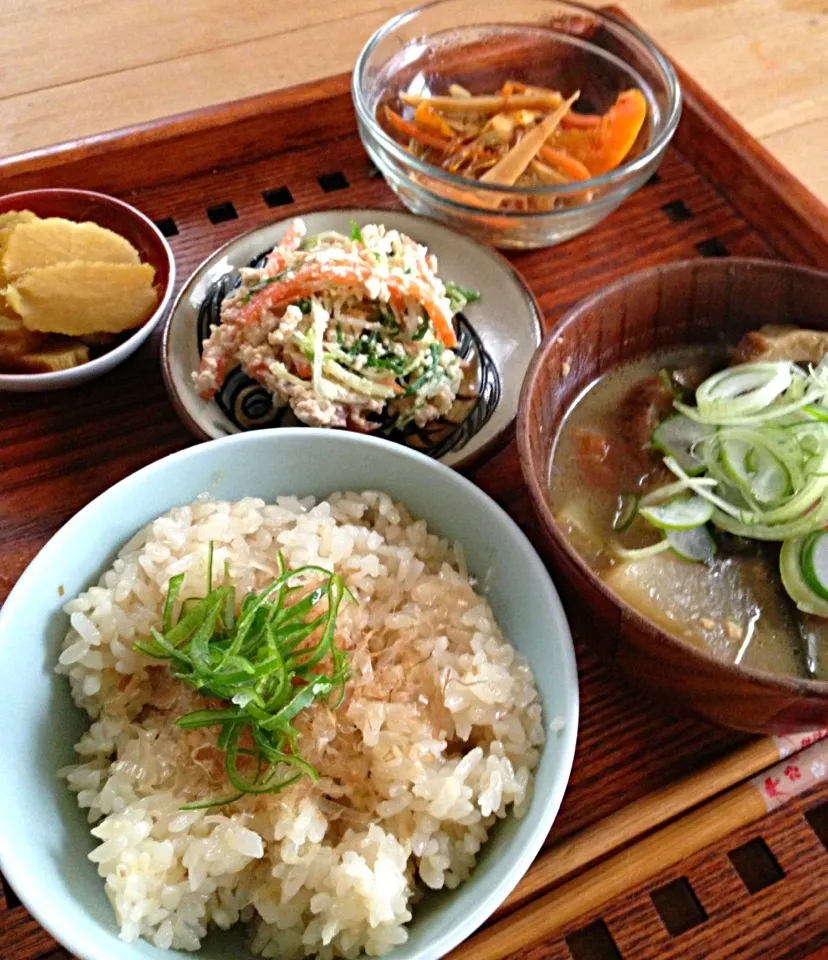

57,492,545,957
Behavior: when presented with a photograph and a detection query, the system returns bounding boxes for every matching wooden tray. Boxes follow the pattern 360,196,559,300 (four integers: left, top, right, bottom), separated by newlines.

3,15,828,960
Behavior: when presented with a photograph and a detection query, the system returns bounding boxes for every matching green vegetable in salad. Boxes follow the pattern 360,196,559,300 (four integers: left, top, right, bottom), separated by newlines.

244,267,294,303
412,314,430,341
221,224,484,433
445,281,481,316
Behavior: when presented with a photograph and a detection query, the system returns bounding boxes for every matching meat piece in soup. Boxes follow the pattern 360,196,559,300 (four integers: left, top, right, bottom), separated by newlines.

731,324,828,365
549,343,828,681
619,374,674,457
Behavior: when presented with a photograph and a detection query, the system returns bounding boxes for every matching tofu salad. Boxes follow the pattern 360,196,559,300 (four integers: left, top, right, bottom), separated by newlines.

193,219,480,432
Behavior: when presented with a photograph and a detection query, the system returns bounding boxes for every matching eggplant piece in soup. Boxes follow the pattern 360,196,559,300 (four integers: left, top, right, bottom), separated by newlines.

549,340,828,681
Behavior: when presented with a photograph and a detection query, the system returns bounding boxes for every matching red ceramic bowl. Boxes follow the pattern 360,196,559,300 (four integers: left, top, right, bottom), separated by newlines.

0,188,175,392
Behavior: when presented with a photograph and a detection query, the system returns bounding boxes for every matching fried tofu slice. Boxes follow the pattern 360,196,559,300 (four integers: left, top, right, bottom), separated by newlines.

0,335,88,373
6,261,157,335
1,217,140,281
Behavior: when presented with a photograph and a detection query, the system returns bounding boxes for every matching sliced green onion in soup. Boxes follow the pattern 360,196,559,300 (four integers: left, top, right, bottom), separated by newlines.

640,477,717,507
611,539,672,561
780,537,828,616
804,403,828,422
800,530,828,603
663,525,717,563
612,494,640,532
650,415,714,475
639,495,714,531
617,355,828,609
745,446,793,503
718,437,792,504
694,363,794,420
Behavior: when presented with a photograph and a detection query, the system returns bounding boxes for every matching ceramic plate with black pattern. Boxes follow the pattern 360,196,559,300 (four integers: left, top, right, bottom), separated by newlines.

162,209,541,469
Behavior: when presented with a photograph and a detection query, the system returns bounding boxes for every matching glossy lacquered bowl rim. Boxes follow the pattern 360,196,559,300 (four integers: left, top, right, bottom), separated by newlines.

352,0,682,204
0,188,175,390
517,256,828,701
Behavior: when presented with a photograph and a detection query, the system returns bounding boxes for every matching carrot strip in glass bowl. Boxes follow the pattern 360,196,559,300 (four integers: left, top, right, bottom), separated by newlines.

413,102,454,139
384,107,450,152
538,146,591,181
561,112,602,130
380,81,649,210
547,89,648,175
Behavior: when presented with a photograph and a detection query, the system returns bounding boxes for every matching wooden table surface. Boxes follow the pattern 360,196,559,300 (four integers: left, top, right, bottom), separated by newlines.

1,0,827,204
1,3,828,959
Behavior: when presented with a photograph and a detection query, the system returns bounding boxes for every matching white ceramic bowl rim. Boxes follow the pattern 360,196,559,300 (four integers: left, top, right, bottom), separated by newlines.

0,429,579,960
352,0,682,198
0,188,176,389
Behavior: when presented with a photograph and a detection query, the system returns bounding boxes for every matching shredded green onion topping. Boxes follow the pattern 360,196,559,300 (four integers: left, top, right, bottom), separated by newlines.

613,358,828,613
134,545,353,809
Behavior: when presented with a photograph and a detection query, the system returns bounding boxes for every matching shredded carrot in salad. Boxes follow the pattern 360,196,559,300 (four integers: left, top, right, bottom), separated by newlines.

381,81,648,210
193,219,481,433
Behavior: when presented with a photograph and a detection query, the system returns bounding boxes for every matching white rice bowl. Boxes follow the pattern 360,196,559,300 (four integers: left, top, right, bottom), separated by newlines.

57,492,547,958
0,430,578,960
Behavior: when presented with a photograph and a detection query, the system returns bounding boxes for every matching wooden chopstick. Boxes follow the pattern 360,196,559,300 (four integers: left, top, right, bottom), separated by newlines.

450,737,828,960
497,729,826,917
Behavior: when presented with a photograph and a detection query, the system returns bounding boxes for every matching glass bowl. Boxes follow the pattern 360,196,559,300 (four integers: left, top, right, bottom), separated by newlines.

352,0,682,249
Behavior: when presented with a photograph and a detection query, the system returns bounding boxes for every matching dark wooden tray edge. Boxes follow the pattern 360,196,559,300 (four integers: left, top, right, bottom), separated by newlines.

605,5,828,268
669,61,828,268
2,12,828,275
0,74,354,198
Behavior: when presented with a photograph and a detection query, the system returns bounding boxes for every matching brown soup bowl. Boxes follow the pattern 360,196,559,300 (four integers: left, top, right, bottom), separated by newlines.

517,257,828,734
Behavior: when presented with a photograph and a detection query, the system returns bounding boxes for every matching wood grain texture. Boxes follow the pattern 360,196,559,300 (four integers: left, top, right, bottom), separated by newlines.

0,0,392,99
0,2,403,158
2,33,828,960
449,783,772,960
0,74,356,197
672,71,828,266
497,734,814,916
1,0,827,207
